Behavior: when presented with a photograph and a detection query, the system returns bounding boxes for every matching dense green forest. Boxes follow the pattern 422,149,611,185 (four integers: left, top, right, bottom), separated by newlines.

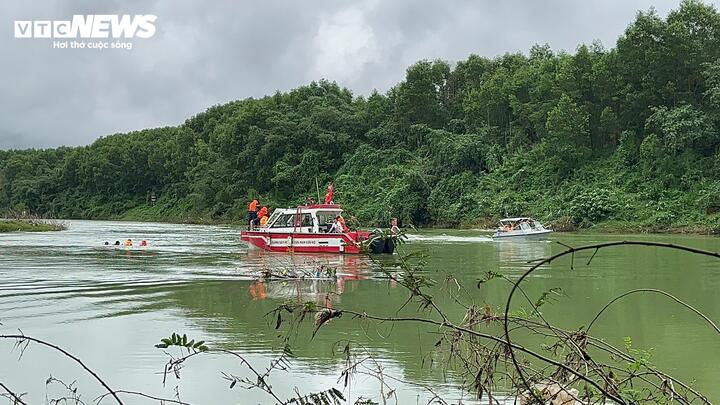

2,0,720,231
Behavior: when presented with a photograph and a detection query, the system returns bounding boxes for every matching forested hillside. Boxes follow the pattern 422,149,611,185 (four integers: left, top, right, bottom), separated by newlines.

2,0,720,231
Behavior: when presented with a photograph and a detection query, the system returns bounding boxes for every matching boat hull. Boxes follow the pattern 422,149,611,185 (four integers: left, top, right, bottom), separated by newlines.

241,230,367,254
492,230,553,239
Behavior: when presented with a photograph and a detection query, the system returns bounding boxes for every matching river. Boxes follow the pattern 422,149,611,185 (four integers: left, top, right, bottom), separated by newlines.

1,220,719,404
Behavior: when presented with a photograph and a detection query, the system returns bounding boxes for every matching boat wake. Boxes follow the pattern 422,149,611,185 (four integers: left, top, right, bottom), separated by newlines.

405,234,493,244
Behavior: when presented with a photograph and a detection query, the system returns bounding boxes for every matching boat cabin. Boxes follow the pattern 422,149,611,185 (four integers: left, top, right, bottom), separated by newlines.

242,203,378,253
263,204,344,233
498,217,547,232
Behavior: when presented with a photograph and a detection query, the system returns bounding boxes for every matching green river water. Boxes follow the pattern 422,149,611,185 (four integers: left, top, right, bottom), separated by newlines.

1,220,719,404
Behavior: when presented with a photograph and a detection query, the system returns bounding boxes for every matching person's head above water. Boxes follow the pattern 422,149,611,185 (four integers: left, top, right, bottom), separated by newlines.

104,241,109,245
114,241,120,245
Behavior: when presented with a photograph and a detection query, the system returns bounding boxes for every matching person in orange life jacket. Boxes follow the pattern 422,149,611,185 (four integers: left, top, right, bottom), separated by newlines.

260,215,269,226
324,183,334,204
247,199,259,229
256,206,269,227
337,215,349,232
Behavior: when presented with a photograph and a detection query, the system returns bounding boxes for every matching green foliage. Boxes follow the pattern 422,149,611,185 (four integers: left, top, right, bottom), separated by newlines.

568,189,621,226
544,94,591,177
155,332,208,352
598,106,621,149
614,130,639,166
2,2,720,231
645,104,718,155
623,336,654,373
0,220,64,233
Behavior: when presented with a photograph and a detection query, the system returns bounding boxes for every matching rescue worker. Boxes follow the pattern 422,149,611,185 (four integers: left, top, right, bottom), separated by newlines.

247,199,259,229
324,183,335,204
337,215,349,232
257,205,268,219
253,206,268,227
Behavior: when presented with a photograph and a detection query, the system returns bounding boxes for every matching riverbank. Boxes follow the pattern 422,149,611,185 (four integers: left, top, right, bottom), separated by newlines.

29,194,720,236
0,220,66,233
573,220,720,235
110,209,720,236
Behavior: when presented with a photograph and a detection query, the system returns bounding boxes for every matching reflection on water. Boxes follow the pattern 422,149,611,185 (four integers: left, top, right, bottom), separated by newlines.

406,232,493,244
1,221,720,403
494,238,552,272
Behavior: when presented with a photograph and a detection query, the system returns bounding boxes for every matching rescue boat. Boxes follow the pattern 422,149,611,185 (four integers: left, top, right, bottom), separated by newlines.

240,204,375,254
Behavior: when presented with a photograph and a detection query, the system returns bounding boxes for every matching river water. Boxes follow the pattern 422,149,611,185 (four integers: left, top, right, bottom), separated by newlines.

1,220,719,404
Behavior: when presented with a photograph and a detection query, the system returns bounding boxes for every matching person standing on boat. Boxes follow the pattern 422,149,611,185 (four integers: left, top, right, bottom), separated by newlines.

390,218,400,234
324,183,335,204
247,199,259,229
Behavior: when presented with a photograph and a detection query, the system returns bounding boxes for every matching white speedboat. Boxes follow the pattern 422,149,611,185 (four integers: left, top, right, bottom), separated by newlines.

492,217,552,239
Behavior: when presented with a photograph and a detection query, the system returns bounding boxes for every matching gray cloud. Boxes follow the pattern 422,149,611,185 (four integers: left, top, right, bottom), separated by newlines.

0,0,714,149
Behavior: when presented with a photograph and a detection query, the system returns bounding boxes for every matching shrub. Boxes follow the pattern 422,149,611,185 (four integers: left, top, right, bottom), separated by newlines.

568,189,620,226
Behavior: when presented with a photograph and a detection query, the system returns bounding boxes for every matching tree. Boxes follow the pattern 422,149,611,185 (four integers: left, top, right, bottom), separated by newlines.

544,94,591,177
645,104,717,155
394,60,451,135
598,106,621,149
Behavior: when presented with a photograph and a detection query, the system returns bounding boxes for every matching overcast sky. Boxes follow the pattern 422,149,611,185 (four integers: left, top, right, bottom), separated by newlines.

0,0,715,149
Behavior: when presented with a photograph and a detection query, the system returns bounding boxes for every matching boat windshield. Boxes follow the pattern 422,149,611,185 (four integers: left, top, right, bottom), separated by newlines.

499,218,543,231
295,213,313,227
531,220,545,230
270,213,295,228
266,210,281,225
316,211,342,226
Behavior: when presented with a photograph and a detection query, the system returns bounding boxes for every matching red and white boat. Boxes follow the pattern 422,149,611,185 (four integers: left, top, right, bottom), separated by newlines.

240,204,373,254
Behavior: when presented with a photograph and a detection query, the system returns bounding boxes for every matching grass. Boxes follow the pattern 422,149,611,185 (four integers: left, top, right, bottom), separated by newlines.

0,220,66,233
